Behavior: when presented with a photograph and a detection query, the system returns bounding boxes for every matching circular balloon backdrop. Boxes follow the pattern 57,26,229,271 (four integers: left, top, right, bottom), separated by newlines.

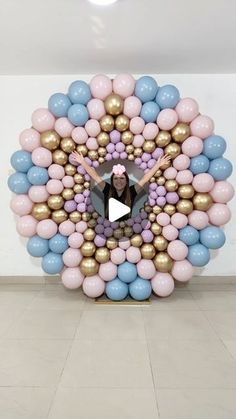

8,74,234,301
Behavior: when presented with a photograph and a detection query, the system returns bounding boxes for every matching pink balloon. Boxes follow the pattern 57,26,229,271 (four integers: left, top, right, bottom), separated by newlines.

55,117,74,137
181,136,203,157
46,179,63,194
157,109,178,130
130,117,145,134
113,74,136,98
137,259,156,280
143,123,159,140
173,154,190,170
28,185,49,203
190,115,214,139
156,213,170,227
68,232,84,248
133,134,145,147
188,210,209,230
175,98,199,123
176,170,193,185
207,203,231,226
192,173,215,192
31,147,52,168
171,213,188,229
85,119,101,137
123,96,142,118
126,247,141,263
82,275,105,298
99,261,117,282
19,128,41,152
72,127,88,144
167,240,188,261
31,108,55,133
59,220,76,236
16,215,37,237
48,164,65,179
151,272,175,297
210,181,235,203
162,225,179,241
86,137,99,150
110,248,126,265
119,239,131,250
90,74,112,100
171,259,194,282
63,248,82,267
61,267,84,289
37,219,58,239
62,176,75,188
164,167,177,179
10,194,33,215
76,221,87,233
87,98,106,120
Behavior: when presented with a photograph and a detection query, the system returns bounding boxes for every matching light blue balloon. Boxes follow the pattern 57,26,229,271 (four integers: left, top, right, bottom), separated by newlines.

27,166,49,185
129,277,152,301
140,101,160,123
203,135,226,159
117,261,137,283
190,155,210,174
200,226,226,249
134,76,158,103
106,278,129,301
27,235,49,257
155,84,180,109
68,104,89,126
187,243,210,267
49,234,69,254
179,226,199,246
8,172,31,194
68,80,92,105
10,150,33,173
208,157,233,180
48,93,71,117
41,252,64,274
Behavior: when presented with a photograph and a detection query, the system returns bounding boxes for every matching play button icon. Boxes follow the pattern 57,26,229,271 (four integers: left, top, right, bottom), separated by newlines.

108,198,131,222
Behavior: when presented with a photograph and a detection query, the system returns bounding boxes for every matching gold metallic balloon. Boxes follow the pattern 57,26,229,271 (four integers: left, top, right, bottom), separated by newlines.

150,177,156,183
148,212,156,222
121,130,133,145
106,237,118,249
144,204,152,213
126,145,134,154
155,131,171,147
178,185,195,199
80,257,99,276
153,205,162,215
47,195,64,210
151,222,162,235
176,199,193,214
95,247,110,263
52,149,68,165
105,93,124,116
171,123,190,143
124,226,133,237
87,218,97,228
164,143,181,159
98,146,106,157
83,228,95,241
74,173,84,184
73,184,84,194
113,228,124,240
100,115,115,132
153,235,168,251
82,212,91,222
31,203,51,221
77,145,88,156
141,244,156,259
92,211,99,219
143,140,155,153
165,179,178,192
40,130,60,150
88,150,98,161
119,221,126,228
193,193,213,211
164,204,176,215
98,157,105,164
69,211,81,223
51,209,68,224
84,181,90,189
62,188,75,200
81,241,96,257
97,132,110,147
156,176,165,186
128,154,134,161
130,234,143,247
134,147,143,157
60,138,76,153
115,114,129,132
154,169,163,178
153,252,173,272
65,164,77,176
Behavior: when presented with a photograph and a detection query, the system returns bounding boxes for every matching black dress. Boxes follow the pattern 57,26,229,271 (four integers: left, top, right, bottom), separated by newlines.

102,182,137,221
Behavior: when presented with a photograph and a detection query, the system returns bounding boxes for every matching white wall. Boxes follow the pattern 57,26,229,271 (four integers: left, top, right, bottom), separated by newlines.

0,74,235,276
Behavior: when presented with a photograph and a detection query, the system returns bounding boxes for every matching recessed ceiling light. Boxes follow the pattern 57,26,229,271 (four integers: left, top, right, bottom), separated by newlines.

88,0,118,5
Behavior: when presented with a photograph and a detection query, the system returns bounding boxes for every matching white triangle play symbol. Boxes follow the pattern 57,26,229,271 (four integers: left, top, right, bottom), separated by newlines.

108,198,131,222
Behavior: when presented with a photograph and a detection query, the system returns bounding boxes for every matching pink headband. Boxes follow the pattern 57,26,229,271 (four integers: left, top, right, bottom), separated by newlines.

112,164,126,176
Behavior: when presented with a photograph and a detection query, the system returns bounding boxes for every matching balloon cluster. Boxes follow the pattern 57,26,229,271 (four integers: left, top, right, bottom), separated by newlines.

8,74,234,301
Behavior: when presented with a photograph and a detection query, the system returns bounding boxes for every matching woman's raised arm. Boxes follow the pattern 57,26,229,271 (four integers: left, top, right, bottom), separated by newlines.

71,151,105,187
137,154,171,189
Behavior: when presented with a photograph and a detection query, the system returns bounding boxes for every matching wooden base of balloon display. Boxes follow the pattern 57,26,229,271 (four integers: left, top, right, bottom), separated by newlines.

94,295,150,305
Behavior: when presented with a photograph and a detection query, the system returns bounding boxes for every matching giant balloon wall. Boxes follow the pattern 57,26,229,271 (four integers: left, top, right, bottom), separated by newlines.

8,74,234,300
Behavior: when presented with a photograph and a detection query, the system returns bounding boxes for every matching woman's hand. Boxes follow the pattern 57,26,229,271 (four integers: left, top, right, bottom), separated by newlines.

71,150,84,165
157,154,171,168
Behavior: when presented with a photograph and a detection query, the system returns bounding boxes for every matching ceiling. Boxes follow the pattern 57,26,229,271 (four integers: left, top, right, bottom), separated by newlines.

1,0,236,75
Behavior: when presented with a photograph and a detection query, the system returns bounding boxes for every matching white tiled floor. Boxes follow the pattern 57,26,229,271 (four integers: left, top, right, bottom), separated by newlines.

0,281,236,419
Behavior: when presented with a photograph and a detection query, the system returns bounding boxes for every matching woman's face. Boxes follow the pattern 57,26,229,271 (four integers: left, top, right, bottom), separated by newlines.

112,174,127,192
